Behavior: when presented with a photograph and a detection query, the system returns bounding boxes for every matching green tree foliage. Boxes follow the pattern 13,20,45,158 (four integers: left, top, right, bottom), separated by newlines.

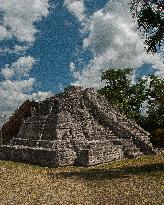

130,0,164,52
141,75,164,131
98,68,147,121
98,68,164,145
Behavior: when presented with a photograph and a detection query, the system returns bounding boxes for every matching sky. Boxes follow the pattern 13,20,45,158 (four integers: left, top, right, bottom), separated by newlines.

0,0,164,126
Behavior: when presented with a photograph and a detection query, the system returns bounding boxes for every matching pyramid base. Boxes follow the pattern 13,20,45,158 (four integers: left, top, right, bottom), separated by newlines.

0,145,76,167
0,140,147,167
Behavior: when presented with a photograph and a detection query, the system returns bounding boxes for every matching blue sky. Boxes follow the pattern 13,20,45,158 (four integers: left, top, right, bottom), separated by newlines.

0,0,109,94
28,0,104,93
0,0,163,125
30,0,109,93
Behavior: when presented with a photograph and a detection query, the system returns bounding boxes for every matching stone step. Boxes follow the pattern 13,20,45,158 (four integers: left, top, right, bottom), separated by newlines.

111,137,143,158
9,138,55,149
0,145,76,167
9,138,37,147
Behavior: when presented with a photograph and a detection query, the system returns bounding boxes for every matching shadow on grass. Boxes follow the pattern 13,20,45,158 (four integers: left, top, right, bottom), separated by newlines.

47,163,164,181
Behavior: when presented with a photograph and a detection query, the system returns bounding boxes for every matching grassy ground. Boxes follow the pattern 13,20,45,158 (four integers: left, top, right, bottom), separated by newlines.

0,152,164,205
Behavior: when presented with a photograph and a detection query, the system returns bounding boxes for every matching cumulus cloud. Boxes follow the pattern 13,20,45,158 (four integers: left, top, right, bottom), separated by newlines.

0,78,52,109
0,45,30,55
0,77,35,125
0,56,52,127
70,0,164,89
0,1,53,126
1,56,36,80
0,0,49,55
0,78,52,127
0,88,49,127
0,0,49,42
64,0,85,22
1,78,36,92
0,112,11,127
30,91,53,101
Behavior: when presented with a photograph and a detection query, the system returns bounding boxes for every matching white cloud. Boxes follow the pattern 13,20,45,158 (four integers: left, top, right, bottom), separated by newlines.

0,56,52,126
0,111,11,128
0,78,52,127
0,1,52,126
0,0,50,55
0,0,49,42
140,100,150,116
1,56,36,80
70,0,164,89
0,25,11,40
1,78,36,92
0,78,52,126
64,0,85,22
0,45,30,55
1,67,14,80
0,79,34,118
30,91,52,101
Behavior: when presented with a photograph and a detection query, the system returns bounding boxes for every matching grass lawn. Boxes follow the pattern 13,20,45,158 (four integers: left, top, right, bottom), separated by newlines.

0,152,164,205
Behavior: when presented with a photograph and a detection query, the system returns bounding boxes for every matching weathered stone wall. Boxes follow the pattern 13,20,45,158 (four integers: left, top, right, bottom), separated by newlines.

0,100,37,143
0,141,76,167
0,86,157,167
75,140,124,166
82,88,156,155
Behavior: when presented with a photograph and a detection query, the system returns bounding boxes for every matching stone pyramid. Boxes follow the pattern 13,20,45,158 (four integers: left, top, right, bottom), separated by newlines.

0,86,156,167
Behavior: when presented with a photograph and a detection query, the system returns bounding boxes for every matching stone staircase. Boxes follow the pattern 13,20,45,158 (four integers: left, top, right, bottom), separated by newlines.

83,88,156,156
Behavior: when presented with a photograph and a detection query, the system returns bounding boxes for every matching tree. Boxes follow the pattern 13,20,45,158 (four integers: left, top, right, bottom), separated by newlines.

130,0,164,53
98,68,147,122
99,68,164,146
140,75,164,132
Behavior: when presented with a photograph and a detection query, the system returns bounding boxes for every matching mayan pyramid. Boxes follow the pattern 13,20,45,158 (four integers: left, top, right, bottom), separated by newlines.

0,86,157,167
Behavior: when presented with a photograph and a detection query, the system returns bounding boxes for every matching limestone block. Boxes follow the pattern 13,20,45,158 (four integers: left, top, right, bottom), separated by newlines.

18,122,43,140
